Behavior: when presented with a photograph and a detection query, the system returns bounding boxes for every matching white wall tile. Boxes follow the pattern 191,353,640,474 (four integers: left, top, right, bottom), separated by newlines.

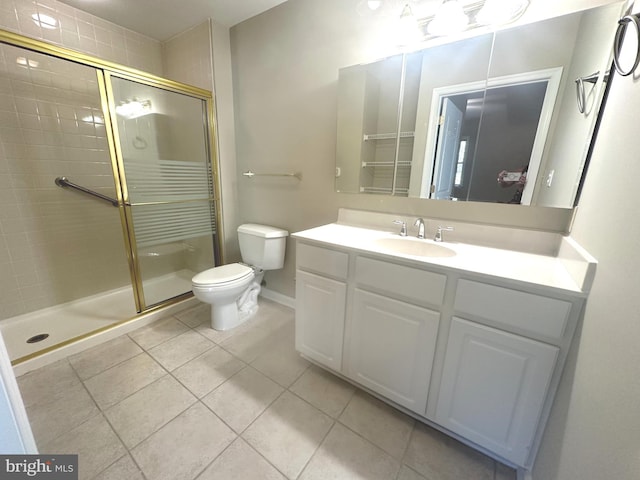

1,0,163,76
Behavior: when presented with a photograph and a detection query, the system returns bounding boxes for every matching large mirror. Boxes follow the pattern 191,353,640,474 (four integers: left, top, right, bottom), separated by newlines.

336,2,624,208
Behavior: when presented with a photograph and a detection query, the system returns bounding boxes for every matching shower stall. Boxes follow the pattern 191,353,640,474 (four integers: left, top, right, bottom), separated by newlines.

0,32,223,364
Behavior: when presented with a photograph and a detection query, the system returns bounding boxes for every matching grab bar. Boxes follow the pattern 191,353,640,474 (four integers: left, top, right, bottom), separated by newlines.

242,170,302,180
54,176,119,207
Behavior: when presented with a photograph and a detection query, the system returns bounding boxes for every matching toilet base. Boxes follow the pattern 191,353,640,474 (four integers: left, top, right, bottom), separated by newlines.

210,280,261,331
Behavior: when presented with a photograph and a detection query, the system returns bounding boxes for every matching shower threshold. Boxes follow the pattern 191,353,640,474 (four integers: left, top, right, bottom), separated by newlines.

0,270,198,373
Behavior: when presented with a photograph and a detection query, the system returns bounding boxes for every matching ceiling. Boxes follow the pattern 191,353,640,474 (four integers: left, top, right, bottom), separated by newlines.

58,0,290,40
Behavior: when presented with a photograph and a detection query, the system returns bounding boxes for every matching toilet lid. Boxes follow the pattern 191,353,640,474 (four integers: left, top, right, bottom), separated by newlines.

192,263,253,286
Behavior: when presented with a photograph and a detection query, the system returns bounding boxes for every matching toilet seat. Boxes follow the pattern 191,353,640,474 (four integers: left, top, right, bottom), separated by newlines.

192,263,253,287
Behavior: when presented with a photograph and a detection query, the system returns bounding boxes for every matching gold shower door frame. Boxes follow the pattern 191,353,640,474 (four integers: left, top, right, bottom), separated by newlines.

0,29,224,316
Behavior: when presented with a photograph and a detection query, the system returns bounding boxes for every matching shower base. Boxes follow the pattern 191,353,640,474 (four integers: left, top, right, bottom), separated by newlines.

0,270,197,374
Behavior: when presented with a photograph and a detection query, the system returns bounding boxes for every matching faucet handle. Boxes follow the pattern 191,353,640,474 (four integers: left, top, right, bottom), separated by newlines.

435,225,454,242
392,220,407,236
414,218,426,239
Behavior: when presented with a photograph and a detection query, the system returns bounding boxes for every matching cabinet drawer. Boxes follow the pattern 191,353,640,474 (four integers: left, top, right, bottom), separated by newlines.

454,279,572,341
355,256,446,306
296,242,348,279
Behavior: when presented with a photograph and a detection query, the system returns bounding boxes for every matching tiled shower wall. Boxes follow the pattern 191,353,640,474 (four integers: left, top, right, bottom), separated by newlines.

0,0,163,75
163,21,213,92
0,0,166,319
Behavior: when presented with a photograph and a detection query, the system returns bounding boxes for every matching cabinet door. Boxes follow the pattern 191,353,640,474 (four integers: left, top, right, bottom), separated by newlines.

348,289,440,415
295,270,347,371
435,317,558,466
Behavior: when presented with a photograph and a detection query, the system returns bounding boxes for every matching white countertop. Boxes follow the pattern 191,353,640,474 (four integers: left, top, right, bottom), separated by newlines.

293,223,592,295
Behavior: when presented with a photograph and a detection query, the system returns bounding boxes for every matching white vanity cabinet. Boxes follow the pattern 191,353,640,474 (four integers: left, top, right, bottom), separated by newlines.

295,243,348,371
434,317,558,466
433,278,577,466
346,256,444,414
293,226,590,471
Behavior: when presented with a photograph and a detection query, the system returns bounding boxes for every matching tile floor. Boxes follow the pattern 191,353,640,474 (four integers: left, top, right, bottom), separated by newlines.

16,298,517,480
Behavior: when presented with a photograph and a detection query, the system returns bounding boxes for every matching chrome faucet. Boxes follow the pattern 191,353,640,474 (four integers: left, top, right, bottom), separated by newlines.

392,220,407,236
435,225,454,242
414,218,425,239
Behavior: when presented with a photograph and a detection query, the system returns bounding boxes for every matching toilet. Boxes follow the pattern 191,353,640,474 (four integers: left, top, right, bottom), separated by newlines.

191,224,288,331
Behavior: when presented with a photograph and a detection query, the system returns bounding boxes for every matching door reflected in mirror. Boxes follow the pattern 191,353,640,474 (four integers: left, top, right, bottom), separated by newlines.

335,2,625,208
429,69,560,204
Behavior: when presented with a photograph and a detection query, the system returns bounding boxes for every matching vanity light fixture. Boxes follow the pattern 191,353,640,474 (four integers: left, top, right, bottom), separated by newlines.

417,0,530,39
397,3,423,45
476,0,529,26
31,12,58,30
427,0,469,36
367,0,383,11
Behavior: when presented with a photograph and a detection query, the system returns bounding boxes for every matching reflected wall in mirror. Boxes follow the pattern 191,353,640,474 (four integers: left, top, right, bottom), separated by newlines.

335,2,625,208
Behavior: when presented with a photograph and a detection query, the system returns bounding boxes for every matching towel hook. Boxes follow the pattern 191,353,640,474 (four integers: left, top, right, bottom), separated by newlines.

575,71,609,114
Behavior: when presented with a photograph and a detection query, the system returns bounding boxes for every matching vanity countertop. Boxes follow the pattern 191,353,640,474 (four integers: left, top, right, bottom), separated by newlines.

292,223,596,295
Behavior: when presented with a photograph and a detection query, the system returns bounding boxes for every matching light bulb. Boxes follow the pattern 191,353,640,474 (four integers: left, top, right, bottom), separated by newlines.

476,0,529,26
427,0,469,36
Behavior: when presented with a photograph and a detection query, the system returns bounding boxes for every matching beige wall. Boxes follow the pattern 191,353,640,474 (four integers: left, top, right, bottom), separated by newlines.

532,3,640,478
231,0,609,297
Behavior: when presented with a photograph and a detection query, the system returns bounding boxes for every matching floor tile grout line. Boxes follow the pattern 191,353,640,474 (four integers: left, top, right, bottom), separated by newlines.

194,362,290,436
294,416,337,480
398,418,417,463
190,435,239,480
88,361,199,451
192,368,322,479
82,352,172,412
126,316,192,352
146,340,217,374
236,386,288,438
396,423,420,479
33,358,107,452
333,413,408,465
164,346,248,400
66,336,144,383
236,386,334,480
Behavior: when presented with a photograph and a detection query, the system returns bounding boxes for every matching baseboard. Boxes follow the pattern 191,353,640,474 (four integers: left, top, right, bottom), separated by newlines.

259,287,295,309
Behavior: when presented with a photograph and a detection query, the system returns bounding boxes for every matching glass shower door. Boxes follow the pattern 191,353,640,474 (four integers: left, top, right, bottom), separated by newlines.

108,75,219,310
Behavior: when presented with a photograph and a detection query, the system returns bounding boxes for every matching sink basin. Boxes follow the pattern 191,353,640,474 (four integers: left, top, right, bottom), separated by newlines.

374,237,456,258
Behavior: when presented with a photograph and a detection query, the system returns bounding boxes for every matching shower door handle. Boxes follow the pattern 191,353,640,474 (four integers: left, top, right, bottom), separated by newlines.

55,177,119,207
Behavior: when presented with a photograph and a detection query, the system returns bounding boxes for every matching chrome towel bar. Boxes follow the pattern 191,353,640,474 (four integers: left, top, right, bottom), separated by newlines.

242,170,302,180
54,176,119,207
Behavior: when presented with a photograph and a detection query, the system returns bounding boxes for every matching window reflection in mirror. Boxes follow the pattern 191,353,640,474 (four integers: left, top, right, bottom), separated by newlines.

335,2,625,208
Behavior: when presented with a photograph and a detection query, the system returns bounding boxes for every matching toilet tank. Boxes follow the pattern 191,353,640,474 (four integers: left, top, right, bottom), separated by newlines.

237,224,288,270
